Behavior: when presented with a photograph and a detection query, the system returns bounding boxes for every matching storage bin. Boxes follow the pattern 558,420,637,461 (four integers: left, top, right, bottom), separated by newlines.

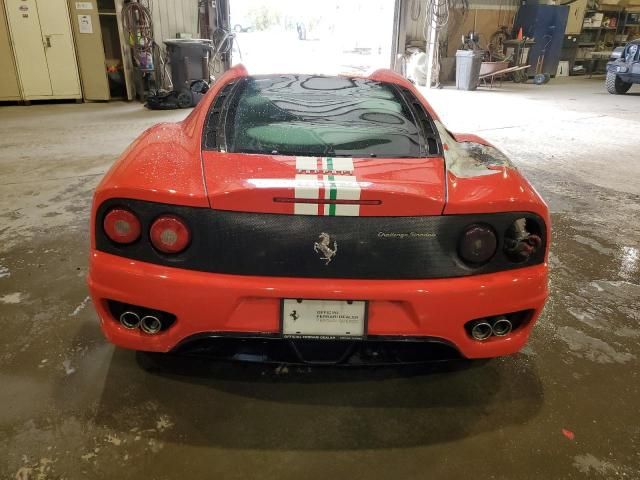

455,50,484,90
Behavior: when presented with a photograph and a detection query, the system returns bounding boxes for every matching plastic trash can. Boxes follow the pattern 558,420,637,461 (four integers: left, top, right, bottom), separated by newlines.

455,50,484,90
164,39,213,91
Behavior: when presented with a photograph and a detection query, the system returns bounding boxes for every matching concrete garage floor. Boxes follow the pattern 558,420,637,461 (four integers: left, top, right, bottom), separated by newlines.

0,76,639,479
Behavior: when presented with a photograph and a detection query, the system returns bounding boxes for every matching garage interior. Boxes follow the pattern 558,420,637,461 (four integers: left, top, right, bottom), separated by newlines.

1,0,639,478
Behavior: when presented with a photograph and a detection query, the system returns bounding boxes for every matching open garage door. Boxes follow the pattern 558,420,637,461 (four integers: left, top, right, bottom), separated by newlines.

229,0,397,75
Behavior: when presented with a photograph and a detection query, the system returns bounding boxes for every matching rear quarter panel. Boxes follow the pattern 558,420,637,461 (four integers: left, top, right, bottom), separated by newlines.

442,130,551,262
91,65,250,248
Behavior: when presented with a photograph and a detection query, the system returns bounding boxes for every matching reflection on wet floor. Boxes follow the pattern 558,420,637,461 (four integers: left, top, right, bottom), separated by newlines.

2,178,639,476
542,209,640,366
1,93,640,477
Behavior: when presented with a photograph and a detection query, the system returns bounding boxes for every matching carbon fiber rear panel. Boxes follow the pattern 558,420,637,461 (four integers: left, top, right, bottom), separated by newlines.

95,199,546,279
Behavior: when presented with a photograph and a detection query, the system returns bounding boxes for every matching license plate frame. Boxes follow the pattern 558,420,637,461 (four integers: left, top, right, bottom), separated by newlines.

281,299,368,340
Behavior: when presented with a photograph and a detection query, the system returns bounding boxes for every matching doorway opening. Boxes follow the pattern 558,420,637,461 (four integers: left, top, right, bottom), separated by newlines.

97,0,127,99
229,0,396,75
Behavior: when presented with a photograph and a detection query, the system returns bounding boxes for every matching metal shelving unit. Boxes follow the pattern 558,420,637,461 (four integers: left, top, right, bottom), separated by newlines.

573,6,629,75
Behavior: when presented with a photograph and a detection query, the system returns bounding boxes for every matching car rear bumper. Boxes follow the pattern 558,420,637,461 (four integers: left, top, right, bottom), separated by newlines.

88,250,548,359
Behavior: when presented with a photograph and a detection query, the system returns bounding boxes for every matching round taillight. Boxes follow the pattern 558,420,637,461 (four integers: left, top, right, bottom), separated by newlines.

458,224,497,265
150,215,191,254
103,208,141,244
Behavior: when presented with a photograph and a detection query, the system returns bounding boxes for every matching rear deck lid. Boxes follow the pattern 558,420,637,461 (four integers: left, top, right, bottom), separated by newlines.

201,74,445,216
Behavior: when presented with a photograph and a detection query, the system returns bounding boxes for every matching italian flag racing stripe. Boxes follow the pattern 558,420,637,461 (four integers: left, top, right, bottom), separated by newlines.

294,156,361,216
328,174,337,216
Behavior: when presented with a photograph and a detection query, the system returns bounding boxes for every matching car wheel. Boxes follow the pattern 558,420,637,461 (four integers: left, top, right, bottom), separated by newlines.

234,24,242,33
533,73,547,85
177,91,193,108
512,70,528,83
606,71,632,94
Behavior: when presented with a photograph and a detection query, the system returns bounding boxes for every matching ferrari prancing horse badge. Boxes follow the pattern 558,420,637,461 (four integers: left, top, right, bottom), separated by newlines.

314,232,337,265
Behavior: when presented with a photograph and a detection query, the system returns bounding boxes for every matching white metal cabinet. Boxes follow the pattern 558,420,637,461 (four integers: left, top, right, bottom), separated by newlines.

0,0,23,100
5,0,81,99
68,0,110,101
5,0,50,97
37,0,81,96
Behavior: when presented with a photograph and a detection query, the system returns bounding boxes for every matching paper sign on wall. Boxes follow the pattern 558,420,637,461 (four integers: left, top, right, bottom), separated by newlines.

75,2,93,9
78,14,93,34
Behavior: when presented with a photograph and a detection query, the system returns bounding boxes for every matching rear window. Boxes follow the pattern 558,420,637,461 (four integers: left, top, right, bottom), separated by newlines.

218,75,436,158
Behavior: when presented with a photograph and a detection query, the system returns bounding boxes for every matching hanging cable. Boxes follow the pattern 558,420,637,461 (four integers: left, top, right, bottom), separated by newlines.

122,0,155,71
205,0,240,78
410,0,422,21
423,0,449,87
424,0,450,35
421,0,470,86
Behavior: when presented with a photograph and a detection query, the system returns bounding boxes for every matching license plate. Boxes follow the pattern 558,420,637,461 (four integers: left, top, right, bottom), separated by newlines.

282,299,367,340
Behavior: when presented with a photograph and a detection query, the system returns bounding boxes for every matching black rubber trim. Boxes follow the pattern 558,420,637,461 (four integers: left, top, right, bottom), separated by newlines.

201,80,238,150
396,86,442,156
95,199,546,279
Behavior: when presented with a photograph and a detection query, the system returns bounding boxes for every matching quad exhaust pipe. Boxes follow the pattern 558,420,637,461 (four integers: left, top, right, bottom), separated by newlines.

491,316,513,337
111,300,175,334
469,316,513,341
140,315,162,335
470,320,493,341
119,311,162,334
120,311,141,329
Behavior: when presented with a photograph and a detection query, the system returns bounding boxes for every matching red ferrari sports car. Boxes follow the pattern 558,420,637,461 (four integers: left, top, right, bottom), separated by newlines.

88,65,549,364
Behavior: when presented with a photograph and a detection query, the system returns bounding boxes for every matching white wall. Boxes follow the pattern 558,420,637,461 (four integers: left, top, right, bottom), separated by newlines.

403,0,519,58
404,0,519,44
151,0,199,43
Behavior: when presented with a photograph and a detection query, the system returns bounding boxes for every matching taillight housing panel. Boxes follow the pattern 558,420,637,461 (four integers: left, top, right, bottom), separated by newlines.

456,215,546,270
94,198,546,277
95,200,202,263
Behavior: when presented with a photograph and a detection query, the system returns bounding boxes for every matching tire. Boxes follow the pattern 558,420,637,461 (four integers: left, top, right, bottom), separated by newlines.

177,91,192,108
533,73,546,85
606,71,632,94
512,70,528,83
234,24,242,33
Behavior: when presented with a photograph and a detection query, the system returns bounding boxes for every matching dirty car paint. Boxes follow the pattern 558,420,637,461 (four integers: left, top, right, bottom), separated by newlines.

435,121,515,178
